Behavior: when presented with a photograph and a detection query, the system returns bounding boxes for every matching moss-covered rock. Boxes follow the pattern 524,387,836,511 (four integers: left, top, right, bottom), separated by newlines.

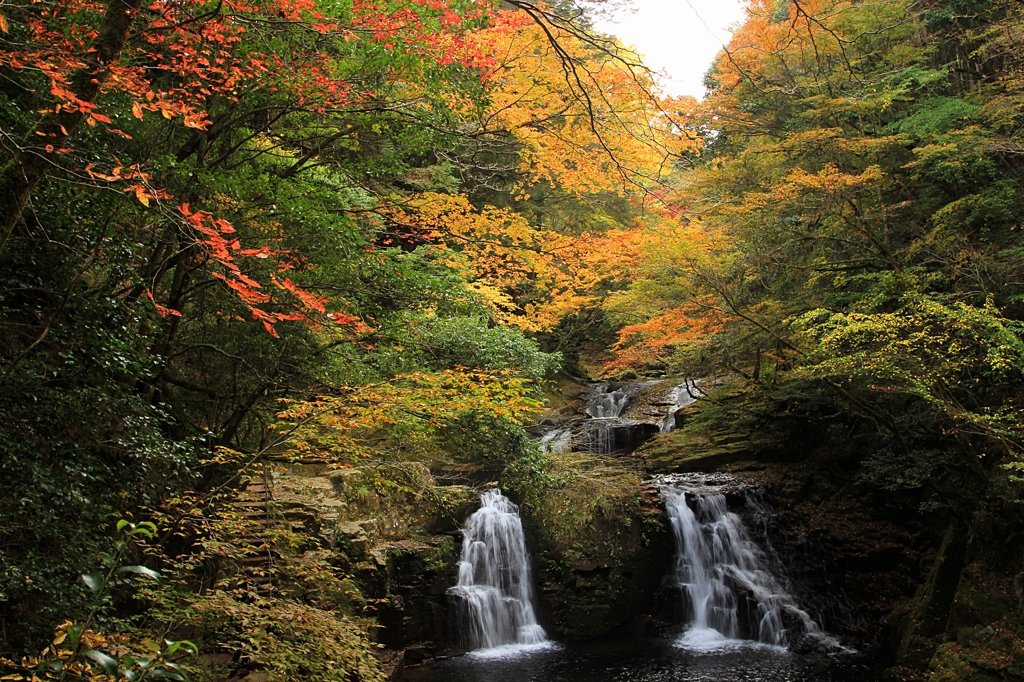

947,561,1013,638
912,560,1024,682
637,427,753,473
529,501,669,638
503,449,671,637
239,462,475,661
928,623,1024,682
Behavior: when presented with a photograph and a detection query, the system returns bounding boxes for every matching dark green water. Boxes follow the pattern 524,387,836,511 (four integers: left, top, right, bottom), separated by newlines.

400,635,881,682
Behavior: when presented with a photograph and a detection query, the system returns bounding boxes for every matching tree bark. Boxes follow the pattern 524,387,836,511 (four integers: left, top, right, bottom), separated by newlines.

0,0,143,254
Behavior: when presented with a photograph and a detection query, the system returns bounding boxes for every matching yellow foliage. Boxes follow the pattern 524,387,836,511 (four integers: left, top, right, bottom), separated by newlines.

393,192,650,331
274,368,541,461
467,10,697,195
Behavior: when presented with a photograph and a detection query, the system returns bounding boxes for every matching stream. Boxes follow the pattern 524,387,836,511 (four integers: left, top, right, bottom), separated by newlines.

400,635,880,682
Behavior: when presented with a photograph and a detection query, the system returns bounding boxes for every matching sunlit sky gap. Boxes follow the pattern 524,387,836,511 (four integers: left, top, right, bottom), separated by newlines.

592,0,748,99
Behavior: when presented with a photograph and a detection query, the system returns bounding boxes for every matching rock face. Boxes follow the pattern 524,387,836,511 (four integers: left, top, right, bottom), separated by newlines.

886,544,1024,682
631,415,1024,682
372,536,457,654
650,473,833,649
717,463,1024,682
262,462,473,668
532,380,698,456
710,455,929,648
517,480,672,639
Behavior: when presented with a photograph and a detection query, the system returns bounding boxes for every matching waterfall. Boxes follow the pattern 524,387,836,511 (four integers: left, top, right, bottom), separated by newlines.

660,476,827,651
539,426,571,454
535,380,698,456
579,381,661,454
447,489,548,652
585,385,634,419
659,380,701,432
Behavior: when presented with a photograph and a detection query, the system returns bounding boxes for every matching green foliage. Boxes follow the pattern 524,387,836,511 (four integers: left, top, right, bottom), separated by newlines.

371,314,561,382
131,487,388,682
423,537,457,574
0,0,591,652
0,375,194,649
435,412,539,466
501,442,557,500
1,521,198,682
795,296,1024,447
533,307,618,376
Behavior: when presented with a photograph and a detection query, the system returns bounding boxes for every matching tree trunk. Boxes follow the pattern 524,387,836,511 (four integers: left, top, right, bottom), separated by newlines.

0,0,143,254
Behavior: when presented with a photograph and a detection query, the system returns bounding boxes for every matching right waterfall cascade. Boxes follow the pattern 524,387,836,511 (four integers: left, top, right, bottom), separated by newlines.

658,474,838,652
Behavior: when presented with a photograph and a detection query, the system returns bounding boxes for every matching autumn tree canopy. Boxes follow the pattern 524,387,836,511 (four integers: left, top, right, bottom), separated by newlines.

0,0,680,656
602,0,1024,509
4,0,1024,675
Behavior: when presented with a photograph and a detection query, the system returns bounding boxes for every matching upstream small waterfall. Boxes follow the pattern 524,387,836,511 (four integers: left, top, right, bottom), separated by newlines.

534,379,702,456
659,381,700,432
447,489,548,652
659,476,827,651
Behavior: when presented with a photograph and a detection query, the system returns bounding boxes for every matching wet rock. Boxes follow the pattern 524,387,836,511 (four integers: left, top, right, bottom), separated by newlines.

422,485,476,534
629,613,668,637
637,429,755,473
789,633,836,655
403,644,426,665
373,536,458,651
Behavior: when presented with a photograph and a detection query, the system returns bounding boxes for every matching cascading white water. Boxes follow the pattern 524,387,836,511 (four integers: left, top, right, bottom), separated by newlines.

581,382,661,453
585,385,633,419
447,489,548,652
539,426,571,454
536,380,698,455
581,385,629,453
661,481,825,651
659,381,701,432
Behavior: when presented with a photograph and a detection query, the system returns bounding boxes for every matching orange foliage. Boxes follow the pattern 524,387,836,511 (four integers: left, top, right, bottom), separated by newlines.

179,203,371,337
600,211,738,372
598,0,919,372
606,298,729,372
1,0,493,334
2,0,489,138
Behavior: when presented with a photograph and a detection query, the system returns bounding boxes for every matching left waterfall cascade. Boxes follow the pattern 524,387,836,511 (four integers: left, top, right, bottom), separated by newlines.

447,489,549,652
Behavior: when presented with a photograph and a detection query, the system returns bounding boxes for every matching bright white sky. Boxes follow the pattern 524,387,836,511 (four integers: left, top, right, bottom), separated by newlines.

592,0,748,99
